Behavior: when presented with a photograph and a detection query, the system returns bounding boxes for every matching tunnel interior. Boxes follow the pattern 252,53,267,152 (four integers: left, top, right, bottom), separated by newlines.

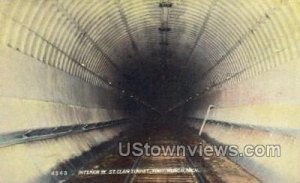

0,0,300,183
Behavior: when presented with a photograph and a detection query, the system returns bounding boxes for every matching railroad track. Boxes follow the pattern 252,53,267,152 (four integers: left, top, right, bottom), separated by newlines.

123,140,206,183
66,124,260,183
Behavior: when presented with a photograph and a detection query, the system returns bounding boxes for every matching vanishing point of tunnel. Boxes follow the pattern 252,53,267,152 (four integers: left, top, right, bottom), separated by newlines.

0,0,299,183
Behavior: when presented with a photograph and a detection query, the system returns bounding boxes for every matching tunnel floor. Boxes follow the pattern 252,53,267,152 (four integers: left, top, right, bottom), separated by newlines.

65,121,260,183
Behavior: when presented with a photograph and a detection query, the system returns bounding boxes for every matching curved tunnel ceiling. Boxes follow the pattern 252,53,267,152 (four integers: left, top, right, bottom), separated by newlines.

0,1,300,183
1,0,299,112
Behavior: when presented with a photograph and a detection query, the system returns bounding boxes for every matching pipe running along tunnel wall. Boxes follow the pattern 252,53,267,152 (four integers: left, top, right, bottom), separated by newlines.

0,0,299,182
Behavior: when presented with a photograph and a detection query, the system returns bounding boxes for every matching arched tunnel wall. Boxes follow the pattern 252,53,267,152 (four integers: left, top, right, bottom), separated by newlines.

0,0,299,182
0,1,134,182
182,1,300,182
186,60,300,182
0,46,130,182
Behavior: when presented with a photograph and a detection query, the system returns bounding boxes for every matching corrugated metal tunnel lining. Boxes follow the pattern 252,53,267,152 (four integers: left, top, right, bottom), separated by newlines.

0,0,299,183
